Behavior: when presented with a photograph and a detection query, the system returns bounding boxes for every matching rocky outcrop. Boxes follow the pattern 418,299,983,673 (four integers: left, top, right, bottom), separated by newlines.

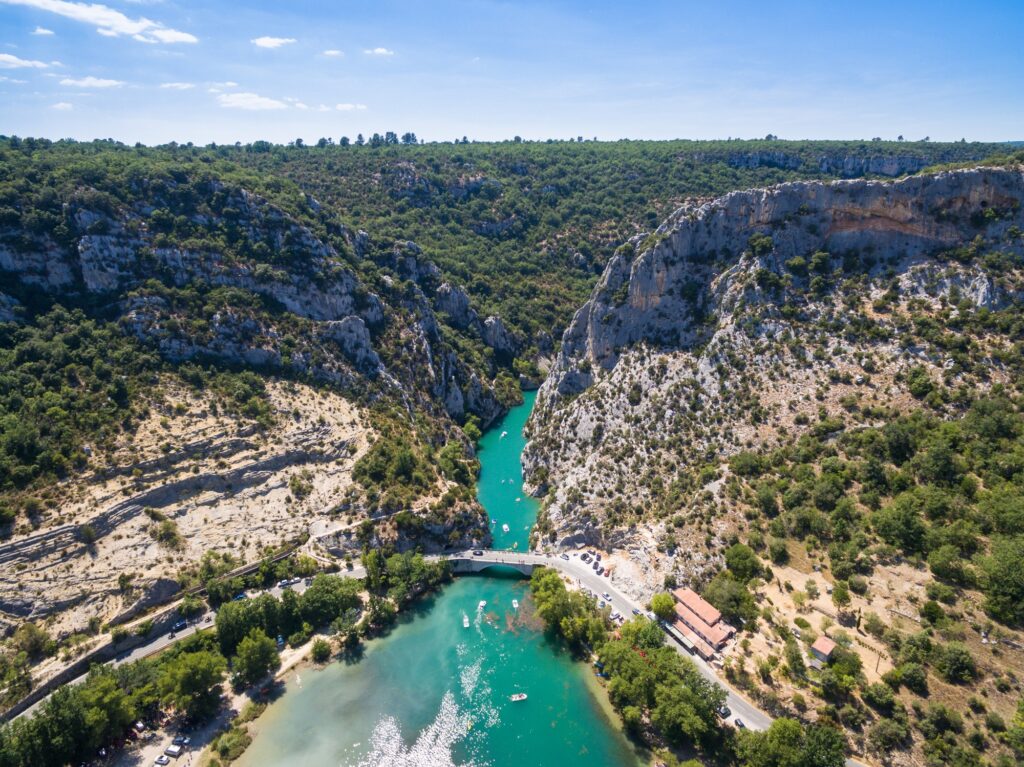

523,166,1024,592
543,167,1024,398
435,283,477,330
483,315,519,358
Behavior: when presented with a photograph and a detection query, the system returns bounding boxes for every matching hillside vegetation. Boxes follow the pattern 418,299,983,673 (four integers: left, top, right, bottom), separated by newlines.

524,162,1024,766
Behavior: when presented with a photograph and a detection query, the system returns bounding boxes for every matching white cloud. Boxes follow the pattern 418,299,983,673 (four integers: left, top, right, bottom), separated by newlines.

51,101,72,110
0,0,198,44
60,75,123,87
251,36,296,49
32,25,54,35
160,81,194,90
0,52,49,68
0,75,29,83
218,91,287,110
335,102,367,111
322,49,343,57
363,47,394,56
207,80,238,93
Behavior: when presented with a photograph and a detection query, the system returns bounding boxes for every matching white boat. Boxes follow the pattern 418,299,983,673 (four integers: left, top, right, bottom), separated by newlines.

512,599,519,610
515,497,521,502
502,523,510,533
509,693,527,702
463,613,470,628
478,600,487,610
500,431,508,438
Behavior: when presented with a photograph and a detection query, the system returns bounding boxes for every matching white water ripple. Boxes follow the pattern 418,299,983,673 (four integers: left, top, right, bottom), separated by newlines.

356,691,482,767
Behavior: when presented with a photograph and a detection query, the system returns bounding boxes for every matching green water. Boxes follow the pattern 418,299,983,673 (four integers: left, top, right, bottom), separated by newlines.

238,393,646,767
477,389,540,552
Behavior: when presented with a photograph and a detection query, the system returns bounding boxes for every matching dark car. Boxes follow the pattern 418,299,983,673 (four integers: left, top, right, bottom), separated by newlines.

472,550,484,556
171,620,187,633
717,705,731,719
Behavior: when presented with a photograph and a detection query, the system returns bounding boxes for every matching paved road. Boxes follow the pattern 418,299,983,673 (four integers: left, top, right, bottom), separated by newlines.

17,551,866,765
445,549,773,730
448,549,868,766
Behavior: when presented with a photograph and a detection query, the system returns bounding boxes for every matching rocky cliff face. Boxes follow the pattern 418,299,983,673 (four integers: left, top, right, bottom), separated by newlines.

0,181,510,424
523,167,1024,600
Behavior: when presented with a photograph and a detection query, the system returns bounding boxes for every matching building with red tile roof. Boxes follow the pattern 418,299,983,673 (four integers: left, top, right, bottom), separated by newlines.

670,587,735,652
811,635,837,662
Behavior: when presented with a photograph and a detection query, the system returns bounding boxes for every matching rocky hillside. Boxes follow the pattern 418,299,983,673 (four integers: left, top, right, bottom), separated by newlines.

523,164,1024,765
0,141,506,641
525,166,1024,582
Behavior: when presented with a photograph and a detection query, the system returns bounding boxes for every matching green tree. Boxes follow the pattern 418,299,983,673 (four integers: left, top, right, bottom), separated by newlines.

650,592,676,621
725,543,763,582
310,637,332,663
979,535,1024,625
232,629,280,687
703,572,758,625
158,650,226,718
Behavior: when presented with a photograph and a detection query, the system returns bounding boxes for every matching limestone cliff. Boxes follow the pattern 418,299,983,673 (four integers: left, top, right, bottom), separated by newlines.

523,167,1024,599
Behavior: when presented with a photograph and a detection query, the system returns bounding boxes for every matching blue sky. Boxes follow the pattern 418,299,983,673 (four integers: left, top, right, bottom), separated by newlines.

0,0,1021,145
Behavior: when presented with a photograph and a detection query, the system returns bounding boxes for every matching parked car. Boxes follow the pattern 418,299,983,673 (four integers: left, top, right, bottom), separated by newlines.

717,705,731,718
560,553,570,560
472,550,484,556
631,608,640,615
155,757,170,766
734,718,746,729
164,743,184,757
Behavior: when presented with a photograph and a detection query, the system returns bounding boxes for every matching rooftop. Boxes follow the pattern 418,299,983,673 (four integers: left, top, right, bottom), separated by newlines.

672,586,722,626
811,635,837,658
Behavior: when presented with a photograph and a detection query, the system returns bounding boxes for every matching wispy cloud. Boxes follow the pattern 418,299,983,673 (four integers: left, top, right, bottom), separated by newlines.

51,101,72,110
32,25,54,35
0,75,29,83
322,49,343,57
218,91,287,110
207,80,238,93
363,47,394,56
61,75,124,87
0,52,49,68
0,0,198,44
160,81,194,90
251,36,296,49
336,103,367,111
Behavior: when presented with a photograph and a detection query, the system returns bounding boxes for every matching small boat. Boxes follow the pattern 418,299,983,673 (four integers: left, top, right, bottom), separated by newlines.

463,613,470,628
509,693,527,702
512,599,519,610
515,497,521,502
478,600,487,610
502,523,510,533
500,431,508,438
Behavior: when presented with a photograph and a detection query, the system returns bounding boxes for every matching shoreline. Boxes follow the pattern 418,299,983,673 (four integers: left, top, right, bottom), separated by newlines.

197,570,653,767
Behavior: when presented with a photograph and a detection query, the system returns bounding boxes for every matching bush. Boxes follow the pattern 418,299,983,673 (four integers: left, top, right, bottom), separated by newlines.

310,637,331,663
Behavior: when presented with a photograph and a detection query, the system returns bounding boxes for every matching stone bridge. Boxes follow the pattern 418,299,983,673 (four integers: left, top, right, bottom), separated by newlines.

443,549,550,576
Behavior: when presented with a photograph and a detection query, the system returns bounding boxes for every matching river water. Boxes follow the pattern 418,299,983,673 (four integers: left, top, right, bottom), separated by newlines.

237,391,646,767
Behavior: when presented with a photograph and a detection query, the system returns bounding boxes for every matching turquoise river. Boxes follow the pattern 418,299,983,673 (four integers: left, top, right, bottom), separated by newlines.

237,390,648,767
